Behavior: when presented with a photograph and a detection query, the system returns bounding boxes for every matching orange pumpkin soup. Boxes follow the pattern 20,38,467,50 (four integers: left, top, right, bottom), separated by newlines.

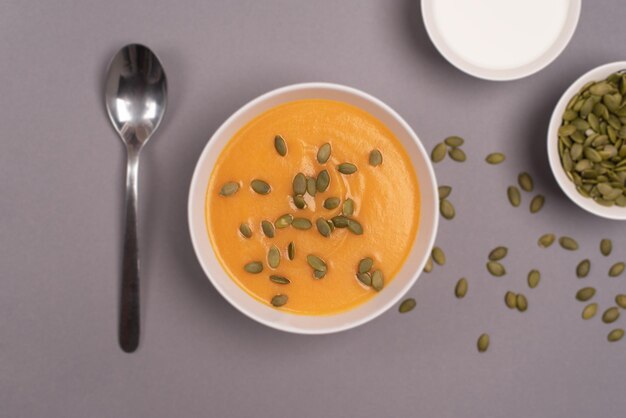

206,99,420,315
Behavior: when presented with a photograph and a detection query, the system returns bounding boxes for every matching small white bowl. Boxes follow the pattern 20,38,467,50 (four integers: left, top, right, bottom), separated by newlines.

548,62,626,220
188,83,439,334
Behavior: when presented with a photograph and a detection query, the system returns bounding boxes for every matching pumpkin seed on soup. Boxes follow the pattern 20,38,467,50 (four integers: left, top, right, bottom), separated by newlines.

293,173,306,195
268,245,280,269
337,163,358,174
488,246,508,261
507,186,521,207
582,303,598,320
600,238,612,256
477,333,490,352
219,181,240,196
486,152,505,164
292,218,312,230
316,217,332,237
444,136,464,147
306,177,316,196
342,198,355,216
538,233,556,248
261,220,275,238
239,223,252,238
275,214,293,229
274,135,287,156
347,219,363,235
324,197,341,210
270,275,290,285
293,195,307,209
287,242,295,260
371,270,384,291
357,272,372,286
314,269,326,279
307,255,327,272
244,261,263,274
358,257,373,274
518,172,534,192
369,149,383,166
316,169,330,192
271,294,288,307
431,143,447,163
317,143,331,164
251,179,271,195
399,298,416,313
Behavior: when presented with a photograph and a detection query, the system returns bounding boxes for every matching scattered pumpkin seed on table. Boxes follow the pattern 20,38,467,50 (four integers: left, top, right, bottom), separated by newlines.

582,303,598,320
251,179,271,195
516,294,528,312
423,257,433,273
600,238,612,256
576,287,596,301
431,143,447,163
488,246,508,261
507,186,521,207
518,172,534,192
261,220,275,238
219,182,240,196
530,195,545,213
317,143,331,164
559,236,579,251
486,152,505,164
449,147,466,162
454,278,468,298
505,291,517,309
399,298,416,313
576,259,590,278
369,149,383,166
486,261,506,277
538,233,556,248
438,185,452,200
444,136,464,147
527,270,540,288
432,247,446,265
602,307,620,323
440,199,455,220
607,328,624,342
477,333,490,352
274,135,287,156
271,294,288,307
616,294,626,309
609,262,625,277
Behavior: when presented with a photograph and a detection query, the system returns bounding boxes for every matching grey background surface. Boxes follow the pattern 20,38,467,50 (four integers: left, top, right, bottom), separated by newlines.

1,1,625,417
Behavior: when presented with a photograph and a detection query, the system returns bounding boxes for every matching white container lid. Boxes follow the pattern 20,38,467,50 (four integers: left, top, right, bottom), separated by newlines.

422,0,581,81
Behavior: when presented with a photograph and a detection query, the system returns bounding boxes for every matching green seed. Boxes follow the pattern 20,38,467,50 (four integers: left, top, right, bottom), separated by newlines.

527,270,540,288
431,143,447,163
486,261,506,277
602,307,620,323
239,223,252,238
271,294,288,307
423,257,433,273
292,218,312,230
559,236,579,251
261,220,275,238
316,217,332,237
505,291,517,309
331,216,350,228
454,278,468,298
293,173,306,195
590,81,616,95
251,179,271,195
324,197,341,209
275,214,293,229
244,261,263,274
219,182,240,196
317,143,331,164
274,135,287,156
399,298,416,313
616,294,626,309
477,333,490,352
607,328,625,342
582,303,597,320
576,287,596,302
287,242,295,260
369,149,383,166
347,219,363,235
449,148,466,162
307,255,327,272
306,177,317,196
293,195,307,209
337,163,357,174
516,294,528,312
538,233,556,248
268,245,281,269
358,257,373,274
507,186,521,207
559,124,577,136
371,270,384,291
357,272,372,286
444,136,464,147
316,170,330,192
518,172,534,192
488,246,508,261
270,275,290,285
314,269,326,279
609,262,625,277
576,259,590,278
530,195,545,213
486,152,505,164
432,247,445,265
342,198,355,216
326,220,335,232
438,185,452,200
440,199,455,220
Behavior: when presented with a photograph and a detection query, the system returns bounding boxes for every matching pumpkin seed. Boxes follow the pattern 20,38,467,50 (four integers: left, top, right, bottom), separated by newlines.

268,245,281,269
324,197,341,209
440,199,455,220
423,257,433,273
251,179,271,195
559,236,579,251
316,217,332,237
317,143,331,164
454,278,468,298
347,219,363,235
306,176,317,196
342,198,355,216
307,255,327,272
486,152,505,164
431,143,447,162
527,270,540,289
357,272,372,286
576,259,590,278
488,246,508,261
270,275,290,285
438,185,452,200
316,169,330,192
274,135,287,156
559,124,577,136
239,223,252,238
449,148,466,162
399,298,416,313
444,135,464,147
516,294,528,312
602,307,620,323
292,218,312,230
609,262,625,277
275,214,293,229
371,270,384,291
337,163,357,174
331,216,350,228
271,294,288,307
219,182,240,196
369,149,383,166
576,287,596,301
261,220,275,238
477,333,490,352
287,242,295,260
608,328,625,342
432,247,445,265
530,195,545,213
538,233,556,248
486,261,506,277
293,195,307,209
582,303,598,320
590,81,616,96
358,257,373,274
518,172,534,192
505,291,517,309
507,186,521,207
293,173,306,195
244,261,263,274
616,294,626,309
314,269,326,279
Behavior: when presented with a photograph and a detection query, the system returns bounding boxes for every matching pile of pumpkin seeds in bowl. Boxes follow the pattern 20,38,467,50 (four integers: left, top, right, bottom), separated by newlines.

558,72,626,207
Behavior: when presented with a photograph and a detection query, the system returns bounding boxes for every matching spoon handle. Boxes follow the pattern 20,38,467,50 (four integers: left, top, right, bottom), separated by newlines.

119,147,140,352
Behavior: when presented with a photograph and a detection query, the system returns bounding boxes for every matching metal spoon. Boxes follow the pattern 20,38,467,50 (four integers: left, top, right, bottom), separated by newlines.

105,44,167,352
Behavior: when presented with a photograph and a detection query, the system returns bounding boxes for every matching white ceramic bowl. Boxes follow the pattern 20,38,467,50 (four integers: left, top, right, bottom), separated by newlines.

548,62,626,220
188,83,439,334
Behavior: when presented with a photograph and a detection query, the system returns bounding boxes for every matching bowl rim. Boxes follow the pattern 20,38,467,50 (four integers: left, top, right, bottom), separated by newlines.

188,82,439,334
420,0,582,81
547,61,626,220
